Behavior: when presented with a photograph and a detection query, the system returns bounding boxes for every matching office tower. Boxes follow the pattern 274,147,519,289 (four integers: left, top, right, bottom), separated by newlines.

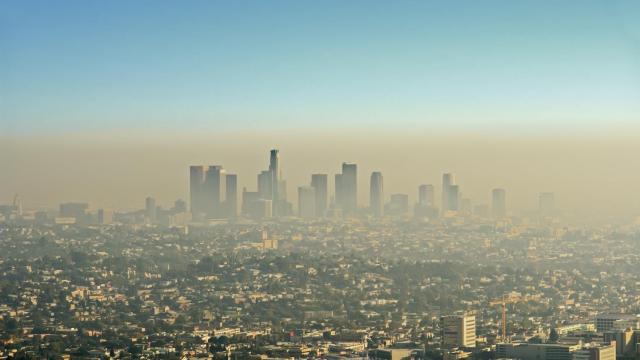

448,185,459,211
415,184,438,219
539,192,555,217
337,163,357,216
369,172,384,217
442,173,454,213
310,174,328,217
441,313,476,349
189,165,206,215
298,186,316,219
225,174,238,218
335,173,343,208
145,196,157,223
254,149,291,217
242,188,260,215
387,193,409,216
418,184,435,207
492,188,507,218
269,149,279,215
257,170,273,200
203,165,226,218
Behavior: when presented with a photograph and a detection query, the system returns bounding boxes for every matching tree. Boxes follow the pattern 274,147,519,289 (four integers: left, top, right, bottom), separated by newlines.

548,328,559,343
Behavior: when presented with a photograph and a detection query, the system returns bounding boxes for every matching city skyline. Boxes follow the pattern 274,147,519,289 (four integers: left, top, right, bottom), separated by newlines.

3,134,640,219
3,1,640,358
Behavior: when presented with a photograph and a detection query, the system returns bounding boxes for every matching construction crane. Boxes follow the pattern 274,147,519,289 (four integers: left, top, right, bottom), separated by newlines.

489,292,539,342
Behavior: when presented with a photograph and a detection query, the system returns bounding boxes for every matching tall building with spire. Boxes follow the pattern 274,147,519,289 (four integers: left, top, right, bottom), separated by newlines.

269,149,279,215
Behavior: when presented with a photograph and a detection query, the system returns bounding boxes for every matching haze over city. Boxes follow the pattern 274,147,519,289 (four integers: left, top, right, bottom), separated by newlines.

3,1,640,360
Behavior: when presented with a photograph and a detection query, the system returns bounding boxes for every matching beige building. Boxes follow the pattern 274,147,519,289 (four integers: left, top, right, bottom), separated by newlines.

573,343,615,360
441,313,476,348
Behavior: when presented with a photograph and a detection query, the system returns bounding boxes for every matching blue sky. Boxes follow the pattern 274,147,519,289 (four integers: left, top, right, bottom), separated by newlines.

1,0,639,134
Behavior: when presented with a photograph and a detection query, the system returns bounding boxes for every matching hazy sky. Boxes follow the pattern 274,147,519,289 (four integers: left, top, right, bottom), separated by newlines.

1,1,640,216
1,0,640,134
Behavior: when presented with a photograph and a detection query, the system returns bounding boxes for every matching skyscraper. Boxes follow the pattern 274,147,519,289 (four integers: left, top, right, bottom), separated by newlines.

448,184,459,211
310,174,328,217
492,188,506,218
334,173,343,208
269,149,279,215
257,170,273,200
442,173,454,213
145,196,157,223
418,184,435,207
190,165,206,216
415,184,438,219
339,163,358,216
225,174,238,218
298,186,316,219
204,165,226,218
370,172,384,217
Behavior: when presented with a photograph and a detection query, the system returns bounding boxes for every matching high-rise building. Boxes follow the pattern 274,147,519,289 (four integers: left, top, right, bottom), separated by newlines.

310,174,328,217
257,170,273,200
539,192,555,217
145,196,157,223
415,184,438,219
418,184,435,207
338,163,357,216
190,165,206,215
492,188,506,218
204,165,226,218
441,313,476,349
242,188,260,216
448,184,459,212
269,149,279,215
442,173,454,213
298,186,316,219
225,174,238,218
370,172,384,217
335,174,343,208
253,149,291,217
